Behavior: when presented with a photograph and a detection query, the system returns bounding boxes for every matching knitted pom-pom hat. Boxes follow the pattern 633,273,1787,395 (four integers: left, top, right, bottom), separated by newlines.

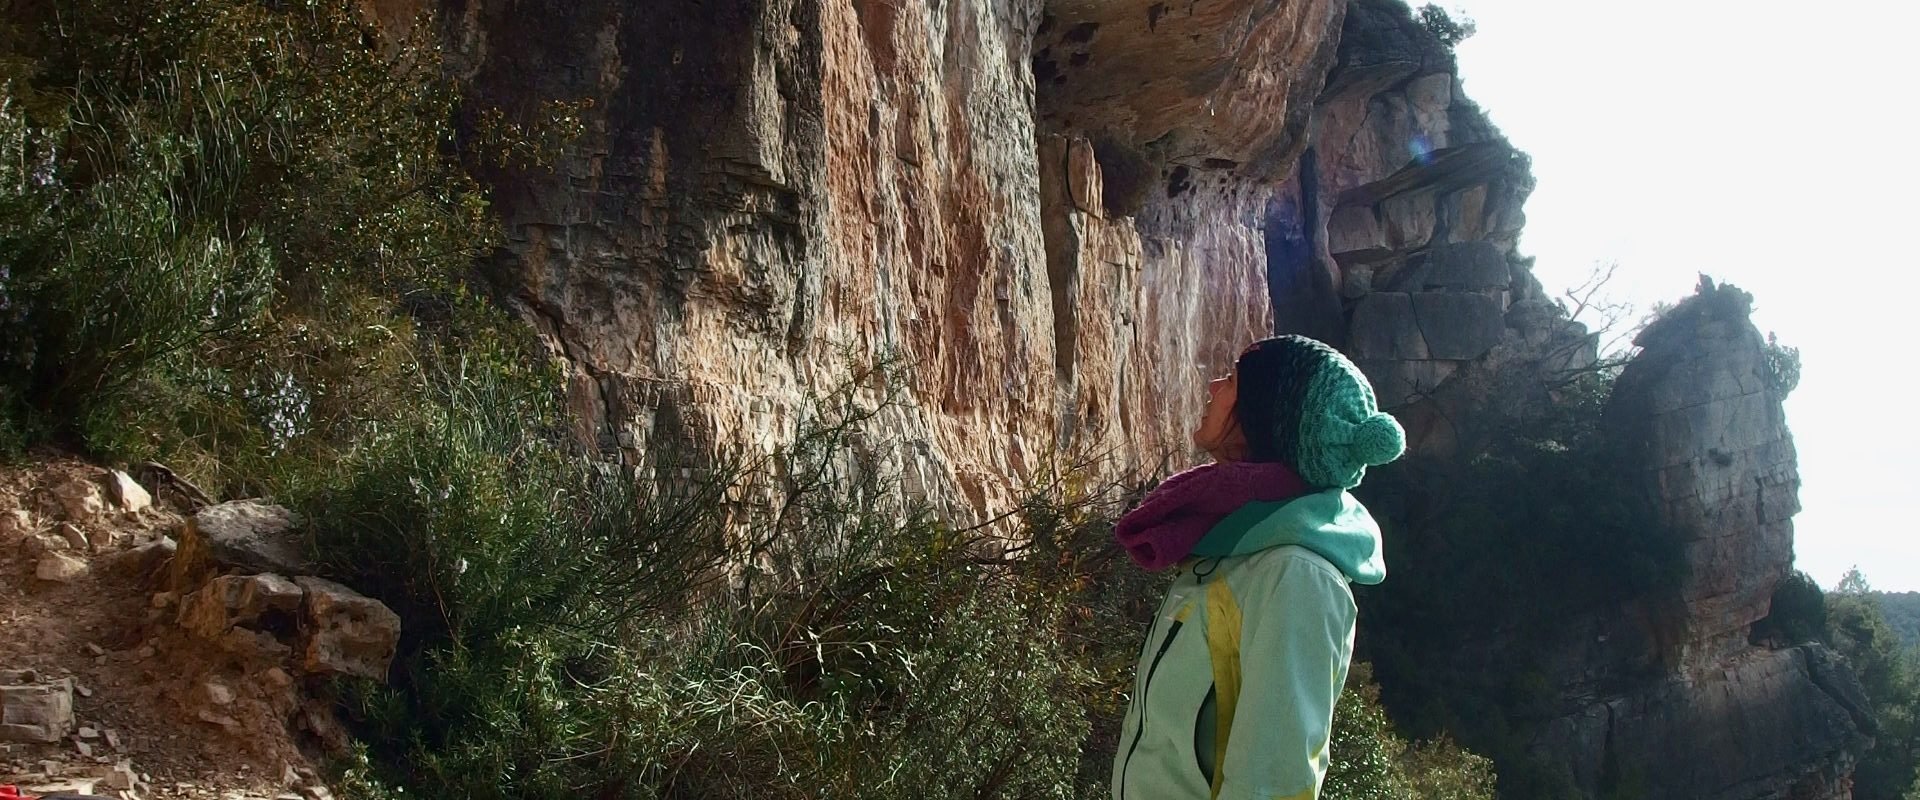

1231,335,1406,490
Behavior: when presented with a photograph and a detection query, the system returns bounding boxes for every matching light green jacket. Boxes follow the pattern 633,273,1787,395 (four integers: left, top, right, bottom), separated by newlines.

1111,490,1386,800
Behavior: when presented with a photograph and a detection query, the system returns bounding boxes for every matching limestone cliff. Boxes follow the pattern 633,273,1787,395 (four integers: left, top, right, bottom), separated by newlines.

1530,282,1869,800
409,0,1867,796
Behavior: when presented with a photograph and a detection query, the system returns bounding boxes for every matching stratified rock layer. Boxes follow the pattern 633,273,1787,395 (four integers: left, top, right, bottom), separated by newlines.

1609,282,1801,661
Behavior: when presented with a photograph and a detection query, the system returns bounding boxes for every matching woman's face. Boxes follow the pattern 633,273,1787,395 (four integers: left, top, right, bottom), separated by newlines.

1193,369,1247,461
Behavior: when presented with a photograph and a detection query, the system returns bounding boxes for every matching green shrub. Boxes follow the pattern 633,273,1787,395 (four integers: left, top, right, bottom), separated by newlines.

0,64,276,435
1764,332,1802,398
287,357,1107,800
0,0,503,455
1754,570,1828,645
1352,366,1683,797
1325,663,1497,800
1878,591,1920,652
303,364,1490,800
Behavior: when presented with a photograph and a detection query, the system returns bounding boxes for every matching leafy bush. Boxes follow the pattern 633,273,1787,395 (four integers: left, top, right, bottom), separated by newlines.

285,357,1112,800
0,0,509,459
299,357,1498,800
1764,332,1802,398
1325,663,1497,800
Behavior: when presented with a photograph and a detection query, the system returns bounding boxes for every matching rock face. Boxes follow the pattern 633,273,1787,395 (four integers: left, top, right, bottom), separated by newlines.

1536,645,1868,800
424,0,1319,514
414,0,1863,796
415,0,1548,509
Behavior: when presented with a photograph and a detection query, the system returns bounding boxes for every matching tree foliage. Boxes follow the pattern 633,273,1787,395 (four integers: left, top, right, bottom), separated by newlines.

1825,570,1920,800
1352,366,1685,798
1763,332,1803,398
1416,4,1478,49
1878,591,1920,652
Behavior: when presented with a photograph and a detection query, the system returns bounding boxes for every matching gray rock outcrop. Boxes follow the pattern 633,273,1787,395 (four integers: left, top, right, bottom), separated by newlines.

168,500,308,589
1608,281,1801,661
1516,281,1864,800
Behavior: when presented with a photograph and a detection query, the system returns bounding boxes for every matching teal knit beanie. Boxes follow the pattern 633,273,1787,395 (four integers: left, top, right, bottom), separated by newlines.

1232,335,1406,490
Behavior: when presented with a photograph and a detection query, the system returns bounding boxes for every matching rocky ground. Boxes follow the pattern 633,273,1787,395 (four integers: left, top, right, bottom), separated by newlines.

1,457,394,800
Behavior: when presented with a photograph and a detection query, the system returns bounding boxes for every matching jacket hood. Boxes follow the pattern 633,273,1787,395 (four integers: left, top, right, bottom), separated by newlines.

1186,490,1387,584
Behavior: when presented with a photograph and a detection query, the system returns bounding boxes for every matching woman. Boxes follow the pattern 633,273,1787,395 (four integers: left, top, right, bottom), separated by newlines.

1110,335,1405,800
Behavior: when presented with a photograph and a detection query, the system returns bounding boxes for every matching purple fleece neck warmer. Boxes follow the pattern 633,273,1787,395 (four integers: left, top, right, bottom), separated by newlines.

1114,461,1309,571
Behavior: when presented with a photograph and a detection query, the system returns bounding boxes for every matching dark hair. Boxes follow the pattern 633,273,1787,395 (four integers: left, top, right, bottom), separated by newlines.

1231,336,1332,465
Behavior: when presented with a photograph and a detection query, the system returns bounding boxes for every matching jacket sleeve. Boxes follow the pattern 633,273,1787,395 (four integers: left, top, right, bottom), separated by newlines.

1216,554,1357,800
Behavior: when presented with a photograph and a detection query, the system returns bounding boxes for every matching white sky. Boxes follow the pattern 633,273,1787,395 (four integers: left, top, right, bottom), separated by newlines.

1445,0,1920,590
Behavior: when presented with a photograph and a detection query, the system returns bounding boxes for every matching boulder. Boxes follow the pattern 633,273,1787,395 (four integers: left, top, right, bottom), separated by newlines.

101,760,138,791
54,523,88,552
34,552,88,583
83,525,114,552
295,577,401,681
0,673,75,743
168,501,308,589
0,508,32,539
50,478,104,521
18,529,70,557
101,536,177,583
106,471,152,514
201,680,234,707
177,573,304,661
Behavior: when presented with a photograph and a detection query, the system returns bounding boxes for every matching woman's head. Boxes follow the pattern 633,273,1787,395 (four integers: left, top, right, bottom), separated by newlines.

1193,335,1407,489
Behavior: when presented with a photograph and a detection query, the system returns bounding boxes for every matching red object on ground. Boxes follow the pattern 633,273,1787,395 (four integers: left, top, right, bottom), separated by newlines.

0,785,29,800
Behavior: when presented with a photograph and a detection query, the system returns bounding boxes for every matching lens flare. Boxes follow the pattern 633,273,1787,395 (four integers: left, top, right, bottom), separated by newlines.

1409,133,1435,166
